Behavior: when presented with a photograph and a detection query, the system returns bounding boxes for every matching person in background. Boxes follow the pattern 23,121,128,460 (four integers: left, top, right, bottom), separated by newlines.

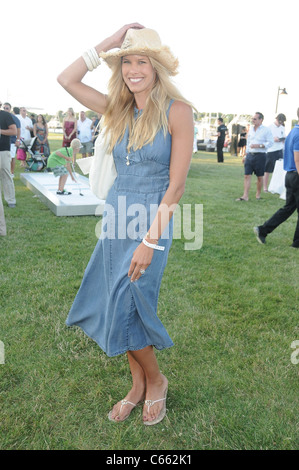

91,112,102,145
62,108,77,147
0,101,7,235
216,117,228,162
30,114,36,137
47,138,81,195
16,107,33,167
236,112,273,201
3,103,21,177
0,106,17,208
237,126,247,158
77,110,93,158
263,113,286,192
193,124,198,153
254,108,299,248
33,114,50,158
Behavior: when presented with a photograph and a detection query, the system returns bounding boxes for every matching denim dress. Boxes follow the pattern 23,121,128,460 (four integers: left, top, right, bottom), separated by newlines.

66,101,174,357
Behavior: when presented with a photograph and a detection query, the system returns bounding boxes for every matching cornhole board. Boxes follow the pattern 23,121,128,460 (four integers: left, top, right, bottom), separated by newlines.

20,172,105,216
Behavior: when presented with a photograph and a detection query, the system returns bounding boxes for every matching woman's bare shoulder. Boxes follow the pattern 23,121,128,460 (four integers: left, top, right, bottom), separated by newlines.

168,100,193,131
170,100,192,112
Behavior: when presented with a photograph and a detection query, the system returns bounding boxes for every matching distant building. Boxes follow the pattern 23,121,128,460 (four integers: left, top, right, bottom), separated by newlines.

48,117,63,133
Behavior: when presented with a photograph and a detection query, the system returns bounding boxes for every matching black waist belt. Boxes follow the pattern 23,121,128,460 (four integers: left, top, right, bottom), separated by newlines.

248,152,266,156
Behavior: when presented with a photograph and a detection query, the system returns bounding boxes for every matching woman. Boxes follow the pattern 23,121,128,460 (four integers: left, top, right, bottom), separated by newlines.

237,126,247,158
62,108,77,147
58,24,194,425
33,114,50,157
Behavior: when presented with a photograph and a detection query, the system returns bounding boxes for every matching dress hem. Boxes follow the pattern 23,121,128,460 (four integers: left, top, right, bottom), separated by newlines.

65,321,174,358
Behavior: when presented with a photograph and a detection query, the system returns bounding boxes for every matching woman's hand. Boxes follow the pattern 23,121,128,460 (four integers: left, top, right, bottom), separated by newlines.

128,242,153,282
108,23,145,50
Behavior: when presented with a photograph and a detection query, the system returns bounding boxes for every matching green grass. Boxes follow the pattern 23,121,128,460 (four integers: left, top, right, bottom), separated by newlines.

0,141,298,450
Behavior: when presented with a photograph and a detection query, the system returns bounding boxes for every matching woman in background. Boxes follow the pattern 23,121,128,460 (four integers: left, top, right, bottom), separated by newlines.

62,108,77,147
237,126,247,158
33,114,50,157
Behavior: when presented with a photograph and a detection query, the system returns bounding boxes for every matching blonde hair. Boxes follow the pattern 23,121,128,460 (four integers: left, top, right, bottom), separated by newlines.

102,57,194,153
71,138,81,149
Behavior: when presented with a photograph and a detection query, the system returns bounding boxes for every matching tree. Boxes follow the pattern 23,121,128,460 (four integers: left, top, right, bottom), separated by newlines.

56,110,64,124
86,110,98,120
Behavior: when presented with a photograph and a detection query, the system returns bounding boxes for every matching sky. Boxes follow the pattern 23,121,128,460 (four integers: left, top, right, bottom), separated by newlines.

1,0,299,130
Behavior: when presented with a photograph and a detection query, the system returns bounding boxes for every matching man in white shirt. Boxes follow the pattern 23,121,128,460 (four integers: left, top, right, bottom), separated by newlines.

17,107,33,141
236,112,274,201
77,111,93,158
264,114,286,192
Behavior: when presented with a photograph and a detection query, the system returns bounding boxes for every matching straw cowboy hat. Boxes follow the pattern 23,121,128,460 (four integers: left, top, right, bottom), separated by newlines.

100,28,179,76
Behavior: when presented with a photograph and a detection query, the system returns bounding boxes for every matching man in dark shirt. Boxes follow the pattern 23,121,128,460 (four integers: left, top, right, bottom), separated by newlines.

254,107,299,247
216,117,228,163
3,103,21,177
0,108,17,210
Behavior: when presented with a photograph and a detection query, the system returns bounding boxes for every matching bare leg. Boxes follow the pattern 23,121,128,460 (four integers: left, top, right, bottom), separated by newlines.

129,346,168,423
109,351,146,422
256,176,263,199
58,174,68,192
264,172,270,191
239,175,251,200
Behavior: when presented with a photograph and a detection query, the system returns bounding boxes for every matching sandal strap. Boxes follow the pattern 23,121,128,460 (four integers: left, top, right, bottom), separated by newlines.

145,398,166,411
119,399,136,412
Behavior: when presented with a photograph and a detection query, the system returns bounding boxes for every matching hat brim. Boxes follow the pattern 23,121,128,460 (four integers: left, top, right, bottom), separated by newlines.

100,46,179,76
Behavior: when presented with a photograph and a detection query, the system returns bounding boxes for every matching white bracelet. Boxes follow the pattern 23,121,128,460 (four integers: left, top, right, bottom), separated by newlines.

142,238,165,251
90,47,100,67
82,52,93,71
82,48,101,71
89,48,98,68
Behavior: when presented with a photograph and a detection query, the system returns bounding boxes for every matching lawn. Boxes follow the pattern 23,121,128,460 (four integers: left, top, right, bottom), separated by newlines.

0,139,298,450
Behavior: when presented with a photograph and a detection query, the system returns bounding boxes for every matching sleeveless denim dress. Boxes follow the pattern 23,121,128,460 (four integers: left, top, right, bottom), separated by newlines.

66,101,175,357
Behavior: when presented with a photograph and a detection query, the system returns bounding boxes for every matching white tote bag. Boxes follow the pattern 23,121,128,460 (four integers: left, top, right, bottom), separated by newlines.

90,131,117,200
268,159,286,198
77,129,117,200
